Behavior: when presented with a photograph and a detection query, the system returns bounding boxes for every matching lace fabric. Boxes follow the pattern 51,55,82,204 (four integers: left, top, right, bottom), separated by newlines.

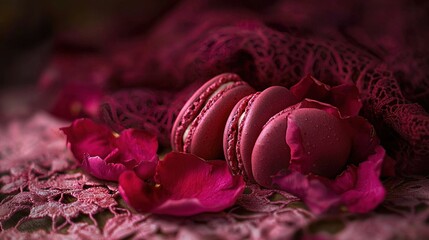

1,113,428,239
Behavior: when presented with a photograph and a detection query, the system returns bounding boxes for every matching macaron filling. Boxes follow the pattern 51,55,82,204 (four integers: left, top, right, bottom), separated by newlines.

224,95,253,175
234,93,260,177
172,73,246,153
182,82,235,143
182,81,254,157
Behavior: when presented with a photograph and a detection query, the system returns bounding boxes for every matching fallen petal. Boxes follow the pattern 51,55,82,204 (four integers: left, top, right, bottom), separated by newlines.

119,152,245,216
82,156,127,181
61,118,115,163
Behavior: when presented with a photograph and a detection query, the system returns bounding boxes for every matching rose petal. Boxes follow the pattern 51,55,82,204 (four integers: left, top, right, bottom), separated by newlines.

290,75,362,116
339,146,386,213
345,117,380,165
114,130,158,167
119,152,245,216
133,159,158,180
119,170,167,212
290,75,331,101
285,117,309,174
330,84,362,116
61,118,115,163
82,155,127,181
328,165,358,193
61,119,159,181
272,171,340,214
273,146,386,214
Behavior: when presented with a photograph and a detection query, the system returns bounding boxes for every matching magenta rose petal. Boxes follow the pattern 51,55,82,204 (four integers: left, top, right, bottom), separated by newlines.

273,147,386,214
61,119,159,181
82,155,127,181
119,152,246,216
272,171,340,214
338,146,386,213
284,117,311,174
328,165,358,193
330,84,362,117
114,129,159,166
119,170,167,213
133,160,158,180
290,75,362,117
290,75,330,101
61,118,115,163
154,152,245,215
112,129,159,179
345,116,381,165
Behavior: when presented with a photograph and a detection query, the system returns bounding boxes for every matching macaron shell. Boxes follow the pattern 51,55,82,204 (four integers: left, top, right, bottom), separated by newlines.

171,73,244,152
223,94,255,176
251,110,292,188
186,83,255,159
287,108,351,178
239,86,298,182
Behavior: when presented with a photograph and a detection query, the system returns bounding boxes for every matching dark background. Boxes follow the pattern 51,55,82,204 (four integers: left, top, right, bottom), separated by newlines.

0,0,180,88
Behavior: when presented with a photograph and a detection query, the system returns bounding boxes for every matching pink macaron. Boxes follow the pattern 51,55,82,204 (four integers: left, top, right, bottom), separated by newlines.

251,106,352,188
223,86,298,181
171,73,255,160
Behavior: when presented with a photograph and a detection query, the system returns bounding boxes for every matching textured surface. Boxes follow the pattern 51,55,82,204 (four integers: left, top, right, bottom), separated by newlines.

1,112,428,239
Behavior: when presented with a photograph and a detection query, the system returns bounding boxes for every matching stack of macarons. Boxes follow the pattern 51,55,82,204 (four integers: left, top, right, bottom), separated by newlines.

171,73,352,188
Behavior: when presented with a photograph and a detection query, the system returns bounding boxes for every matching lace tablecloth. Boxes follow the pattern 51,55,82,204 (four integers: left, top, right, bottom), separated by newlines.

0,112,428,240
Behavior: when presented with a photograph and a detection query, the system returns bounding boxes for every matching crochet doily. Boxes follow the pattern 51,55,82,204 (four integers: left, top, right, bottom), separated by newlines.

1,113,428,239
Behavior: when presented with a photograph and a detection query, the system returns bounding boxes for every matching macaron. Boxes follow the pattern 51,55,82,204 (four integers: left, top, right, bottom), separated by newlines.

171,73,255,160
223,86,298,181
252,107,352,188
